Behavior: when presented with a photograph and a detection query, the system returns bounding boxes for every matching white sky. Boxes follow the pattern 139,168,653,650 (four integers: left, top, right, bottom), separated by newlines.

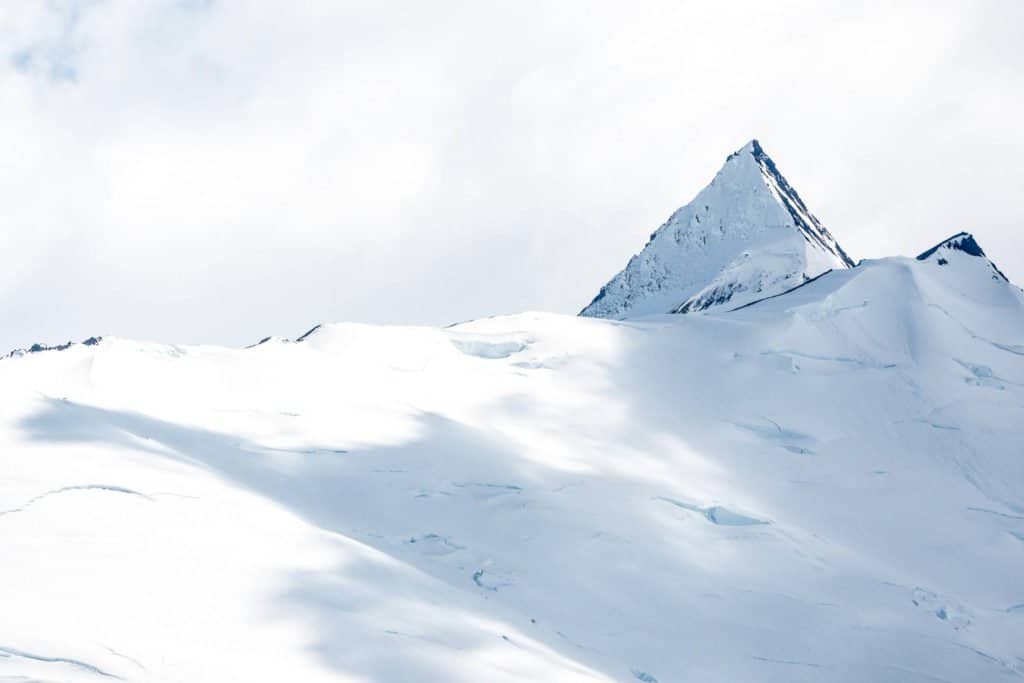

2,1,1022,351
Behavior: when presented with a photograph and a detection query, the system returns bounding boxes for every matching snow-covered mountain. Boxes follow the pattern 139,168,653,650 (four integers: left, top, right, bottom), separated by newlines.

2,166,1023,680
916,230,1012,282
581,140,855,318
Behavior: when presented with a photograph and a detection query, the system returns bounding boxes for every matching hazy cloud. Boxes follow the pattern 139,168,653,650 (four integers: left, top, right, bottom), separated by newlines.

1,0,1021,350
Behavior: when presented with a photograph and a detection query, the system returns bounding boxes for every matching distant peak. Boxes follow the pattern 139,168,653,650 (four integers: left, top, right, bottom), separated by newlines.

916,231,1010,282
580,138,855,318
3,336,103,361
916,232,986,261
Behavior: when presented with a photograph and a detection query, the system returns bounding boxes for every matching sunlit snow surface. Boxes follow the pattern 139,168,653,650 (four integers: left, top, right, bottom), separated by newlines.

2,249,1023,682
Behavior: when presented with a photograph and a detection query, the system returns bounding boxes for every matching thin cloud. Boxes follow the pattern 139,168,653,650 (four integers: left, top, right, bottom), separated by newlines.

0,1,1021,351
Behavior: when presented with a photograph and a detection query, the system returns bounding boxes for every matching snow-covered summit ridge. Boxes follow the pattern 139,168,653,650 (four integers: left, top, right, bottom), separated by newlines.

732,231,1021,319
917,231,987,261
2,336,102,360
916,231,1011,283
580,139,856,318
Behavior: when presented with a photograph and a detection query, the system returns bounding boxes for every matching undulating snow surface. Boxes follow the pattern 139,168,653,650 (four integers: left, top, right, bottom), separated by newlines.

2,233,1023,682
580,140,855,318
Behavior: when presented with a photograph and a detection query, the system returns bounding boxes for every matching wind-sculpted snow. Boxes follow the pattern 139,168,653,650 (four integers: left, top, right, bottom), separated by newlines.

655,496,770,526
1,248,1023,681
581,140,854,318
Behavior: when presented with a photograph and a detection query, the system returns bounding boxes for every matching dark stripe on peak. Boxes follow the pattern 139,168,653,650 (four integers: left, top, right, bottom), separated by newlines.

296,324,323,342
747,142,856,268
728,269,836,312
916,232,986,260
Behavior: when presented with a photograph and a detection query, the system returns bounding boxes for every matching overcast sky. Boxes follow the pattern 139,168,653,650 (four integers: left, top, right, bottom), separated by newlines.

2,1,1022,351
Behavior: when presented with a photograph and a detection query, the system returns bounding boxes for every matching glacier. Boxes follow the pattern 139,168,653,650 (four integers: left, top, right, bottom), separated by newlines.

1,147,1023,682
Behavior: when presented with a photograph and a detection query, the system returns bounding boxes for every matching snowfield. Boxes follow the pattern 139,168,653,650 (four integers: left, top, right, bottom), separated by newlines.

2,235,1023,682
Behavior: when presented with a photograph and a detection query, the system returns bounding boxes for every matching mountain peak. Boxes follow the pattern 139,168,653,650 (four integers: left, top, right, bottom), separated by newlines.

916,231,1009,282
916,232,986,261
580,140,855,318
726,138,763,161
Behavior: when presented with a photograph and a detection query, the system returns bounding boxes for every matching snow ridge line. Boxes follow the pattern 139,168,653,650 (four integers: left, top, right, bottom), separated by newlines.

0,644,118,678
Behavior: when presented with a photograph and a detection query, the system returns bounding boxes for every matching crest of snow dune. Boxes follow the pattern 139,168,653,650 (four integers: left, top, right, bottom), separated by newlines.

580,140,854,318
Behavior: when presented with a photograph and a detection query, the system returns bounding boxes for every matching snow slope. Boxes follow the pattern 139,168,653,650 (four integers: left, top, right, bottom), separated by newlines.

580,140,854,318
1,234,1022,682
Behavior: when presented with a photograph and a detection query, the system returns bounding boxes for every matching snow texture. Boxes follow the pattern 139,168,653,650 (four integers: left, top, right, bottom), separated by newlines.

2,147,1023,683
